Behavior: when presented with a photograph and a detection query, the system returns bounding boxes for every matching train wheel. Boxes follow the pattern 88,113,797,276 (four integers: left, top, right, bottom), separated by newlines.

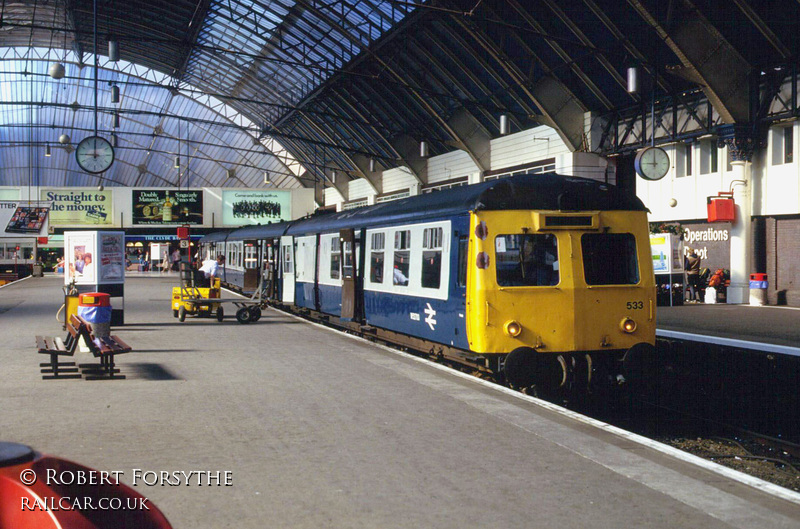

504,347,568,394
173,309,178,318
216,307,224,322
178,306,186,322
249,307,262,322
236,307,251,324
503,347,538,389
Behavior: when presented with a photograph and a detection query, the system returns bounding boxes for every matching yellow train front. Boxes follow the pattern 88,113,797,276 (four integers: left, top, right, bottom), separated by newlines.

465,190,656,393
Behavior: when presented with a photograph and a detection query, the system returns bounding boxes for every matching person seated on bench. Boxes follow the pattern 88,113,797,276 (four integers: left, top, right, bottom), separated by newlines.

196,254,224,288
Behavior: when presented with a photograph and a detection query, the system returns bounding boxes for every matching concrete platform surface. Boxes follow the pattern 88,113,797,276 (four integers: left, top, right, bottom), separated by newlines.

658,303,800,348
1,275,799,529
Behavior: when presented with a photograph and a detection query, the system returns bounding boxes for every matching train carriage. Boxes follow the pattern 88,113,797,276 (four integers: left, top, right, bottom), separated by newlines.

201,174,656,392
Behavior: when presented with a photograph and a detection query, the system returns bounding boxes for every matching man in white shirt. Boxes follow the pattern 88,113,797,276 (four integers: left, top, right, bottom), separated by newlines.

197,255,224,287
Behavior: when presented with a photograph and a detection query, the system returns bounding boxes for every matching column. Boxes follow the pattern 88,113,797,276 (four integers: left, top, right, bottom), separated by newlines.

720,127,764,304
727,159,750,304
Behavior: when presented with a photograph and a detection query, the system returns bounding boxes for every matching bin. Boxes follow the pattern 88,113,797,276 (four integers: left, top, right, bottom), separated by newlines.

31,262,44,277
78,292,112,341
749,273,768,306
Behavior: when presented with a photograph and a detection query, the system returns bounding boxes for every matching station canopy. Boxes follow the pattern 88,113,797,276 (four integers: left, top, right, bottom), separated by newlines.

0,1,795,198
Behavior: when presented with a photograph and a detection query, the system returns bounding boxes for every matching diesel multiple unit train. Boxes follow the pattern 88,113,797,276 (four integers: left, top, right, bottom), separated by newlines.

198,174,656,392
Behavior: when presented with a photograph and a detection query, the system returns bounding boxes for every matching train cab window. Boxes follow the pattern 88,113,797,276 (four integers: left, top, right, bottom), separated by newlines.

330,236,341,280
421,227,443,289
495,234,559,287
581,233,639,285
370,232,385,284
393,230,411,286
282,245,293,274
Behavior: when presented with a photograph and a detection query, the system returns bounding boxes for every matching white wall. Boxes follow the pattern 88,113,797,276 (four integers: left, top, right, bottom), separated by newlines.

382,166,418,194
348,179,376,204
426,150,479,184
490,125,569,169
638,121,800,222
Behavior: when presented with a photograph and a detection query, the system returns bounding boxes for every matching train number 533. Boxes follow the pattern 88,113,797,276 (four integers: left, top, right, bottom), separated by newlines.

626,301,644,310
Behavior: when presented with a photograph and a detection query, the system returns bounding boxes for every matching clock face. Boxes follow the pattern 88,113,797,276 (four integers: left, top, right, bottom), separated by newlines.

75,136,115,174
634,146,670,181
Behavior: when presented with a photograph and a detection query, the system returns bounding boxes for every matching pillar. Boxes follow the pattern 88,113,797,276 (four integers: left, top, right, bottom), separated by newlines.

727,160,751,304
720,127,765,304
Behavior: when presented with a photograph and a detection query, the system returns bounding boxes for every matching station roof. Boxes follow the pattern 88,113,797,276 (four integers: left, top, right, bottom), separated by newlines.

0,1,795,199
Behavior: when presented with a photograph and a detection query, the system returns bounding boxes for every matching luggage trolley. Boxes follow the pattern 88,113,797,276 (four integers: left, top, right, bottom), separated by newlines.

171,262,265,324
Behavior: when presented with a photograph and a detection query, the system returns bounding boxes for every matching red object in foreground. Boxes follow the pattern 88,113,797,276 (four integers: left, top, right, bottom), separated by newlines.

0,442,172,529
78,293,111,307
707,192,735,223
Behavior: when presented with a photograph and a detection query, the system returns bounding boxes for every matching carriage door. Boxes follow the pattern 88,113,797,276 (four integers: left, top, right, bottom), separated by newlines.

243,240,260,291
340,228,356,321
280,236,295,304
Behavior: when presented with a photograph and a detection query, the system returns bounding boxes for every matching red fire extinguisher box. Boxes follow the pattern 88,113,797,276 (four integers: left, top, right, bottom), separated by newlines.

707,192,735,223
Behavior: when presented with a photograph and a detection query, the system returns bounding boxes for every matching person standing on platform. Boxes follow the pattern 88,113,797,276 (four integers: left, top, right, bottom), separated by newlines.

685,247,702,303
171,246,181,272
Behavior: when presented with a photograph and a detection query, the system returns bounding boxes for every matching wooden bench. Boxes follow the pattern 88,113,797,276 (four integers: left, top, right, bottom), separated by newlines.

77,319,132,380
36,314,85,379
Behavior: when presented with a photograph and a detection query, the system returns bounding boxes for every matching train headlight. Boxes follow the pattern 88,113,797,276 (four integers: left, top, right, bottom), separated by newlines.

504,320,523,337
620,317,637,333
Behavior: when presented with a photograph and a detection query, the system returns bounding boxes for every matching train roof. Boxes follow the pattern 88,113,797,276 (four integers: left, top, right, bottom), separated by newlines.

286,173,647,235
197,229,233,244
225,221,293,241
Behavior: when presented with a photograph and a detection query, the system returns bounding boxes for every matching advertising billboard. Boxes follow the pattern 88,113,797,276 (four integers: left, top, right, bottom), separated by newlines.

0,200,50,237
41,189,113,226
222,190,291,226
132,189,203,225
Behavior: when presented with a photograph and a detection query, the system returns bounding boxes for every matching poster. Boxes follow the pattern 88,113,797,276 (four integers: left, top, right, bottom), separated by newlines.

42,188,113,225
0,200,50,236
132,189,203,225
99,233,125,283
649,233,684,274
65,232,96,285
222,190,291,226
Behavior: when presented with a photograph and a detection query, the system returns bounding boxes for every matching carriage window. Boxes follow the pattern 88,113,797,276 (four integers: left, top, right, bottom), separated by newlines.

421,227,443,289
393,230,410,286
244,244,258,269
370,232,385,284
582,233,639,285
495,234,559,287
343,241,354,279
282,245,293,274
457,236,468,287
330,236,341,280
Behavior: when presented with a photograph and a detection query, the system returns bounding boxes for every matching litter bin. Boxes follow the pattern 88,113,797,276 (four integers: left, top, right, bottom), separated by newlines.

31,262,44,277
749,273,768,306
78,292,112,341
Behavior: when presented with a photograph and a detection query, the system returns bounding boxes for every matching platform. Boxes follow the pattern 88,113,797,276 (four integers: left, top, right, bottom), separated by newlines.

1,275,799,528
658,303,800,349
